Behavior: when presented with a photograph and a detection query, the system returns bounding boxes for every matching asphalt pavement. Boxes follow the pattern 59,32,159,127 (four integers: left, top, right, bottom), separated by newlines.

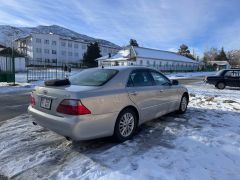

0,77,204,122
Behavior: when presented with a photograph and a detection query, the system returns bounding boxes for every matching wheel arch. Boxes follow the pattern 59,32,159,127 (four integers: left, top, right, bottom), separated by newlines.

182,92,189,103
117,105,140,126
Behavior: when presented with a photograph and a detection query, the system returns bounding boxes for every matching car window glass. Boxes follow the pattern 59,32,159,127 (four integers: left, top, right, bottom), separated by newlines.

225,71,240,77
128,70,154,87
69,69,118,86
150,71,171,85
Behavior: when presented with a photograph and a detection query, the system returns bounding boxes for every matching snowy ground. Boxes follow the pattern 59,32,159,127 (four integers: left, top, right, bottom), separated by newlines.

166,71,216,79
0,83,240,180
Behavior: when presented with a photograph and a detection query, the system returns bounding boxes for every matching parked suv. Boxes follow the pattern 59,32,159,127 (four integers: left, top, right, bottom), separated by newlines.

205,69,240,89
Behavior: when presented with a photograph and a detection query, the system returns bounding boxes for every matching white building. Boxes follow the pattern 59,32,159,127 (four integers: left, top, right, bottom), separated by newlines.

209,61,231,71
97,46,199,71
15,33,120,66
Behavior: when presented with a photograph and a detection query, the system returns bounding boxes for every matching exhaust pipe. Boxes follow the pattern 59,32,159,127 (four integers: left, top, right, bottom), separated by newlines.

32,122,37,126
65,136,71,141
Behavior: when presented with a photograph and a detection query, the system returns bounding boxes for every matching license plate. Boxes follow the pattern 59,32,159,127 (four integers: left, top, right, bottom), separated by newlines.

40,97,52,110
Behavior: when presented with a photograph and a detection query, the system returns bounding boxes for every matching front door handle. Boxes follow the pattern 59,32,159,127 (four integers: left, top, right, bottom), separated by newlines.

129,91,138,96
159,90,164,92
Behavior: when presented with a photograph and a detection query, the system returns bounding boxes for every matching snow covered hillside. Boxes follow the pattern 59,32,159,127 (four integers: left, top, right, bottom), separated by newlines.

0,25,120,48
0,83,240,179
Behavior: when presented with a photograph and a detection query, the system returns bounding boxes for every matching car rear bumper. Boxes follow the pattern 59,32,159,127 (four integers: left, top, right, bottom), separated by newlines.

28,106,118,140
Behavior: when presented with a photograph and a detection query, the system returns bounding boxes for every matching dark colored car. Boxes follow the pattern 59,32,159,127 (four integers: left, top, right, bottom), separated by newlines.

205,69,240,89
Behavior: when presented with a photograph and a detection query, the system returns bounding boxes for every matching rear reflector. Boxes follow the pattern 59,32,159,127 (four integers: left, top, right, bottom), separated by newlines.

56,99,91,115
30,93,36,106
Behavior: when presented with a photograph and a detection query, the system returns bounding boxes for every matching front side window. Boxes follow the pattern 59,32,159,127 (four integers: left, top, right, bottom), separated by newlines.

69,69,118,86
127,70,154,87
150,71,171,86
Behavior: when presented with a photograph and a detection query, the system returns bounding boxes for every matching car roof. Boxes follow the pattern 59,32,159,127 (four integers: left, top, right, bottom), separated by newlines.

98,66,153,71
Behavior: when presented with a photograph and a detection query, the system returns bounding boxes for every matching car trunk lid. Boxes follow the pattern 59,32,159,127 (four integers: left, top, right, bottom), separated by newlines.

32,85,99,116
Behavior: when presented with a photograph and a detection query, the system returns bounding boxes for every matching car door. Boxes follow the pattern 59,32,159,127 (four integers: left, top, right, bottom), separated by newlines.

126,69,160,122
224,70,240,87
150,70,180,114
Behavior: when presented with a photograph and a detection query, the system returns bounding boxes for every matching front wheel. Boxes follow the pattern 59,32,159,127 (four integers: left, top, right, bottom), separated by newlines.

216,82,225,89
113,109,137,142
177,95,188,114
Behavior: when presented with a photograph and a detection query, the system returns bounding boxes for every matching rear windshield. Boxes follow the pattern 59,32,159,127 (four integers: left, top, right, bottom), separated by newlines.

69,69,118,86
216,70,225,76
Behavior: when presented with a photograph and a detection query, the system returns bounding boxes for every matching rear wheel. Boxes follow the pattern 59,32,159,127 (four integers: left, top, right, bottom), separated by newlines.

216,82,225,89
177,95,188,114
113,109,137,142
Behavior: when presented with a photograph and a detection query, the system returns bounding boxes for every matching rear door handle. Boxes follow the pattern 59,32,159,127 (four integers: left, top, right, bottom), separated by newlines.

129,91,138,96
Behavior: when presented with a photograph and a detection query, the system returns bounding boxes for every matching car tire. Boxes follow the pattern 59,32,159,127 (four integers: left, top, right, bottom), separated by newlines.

113,108,137,142
177,95,188,114
216,82,225,89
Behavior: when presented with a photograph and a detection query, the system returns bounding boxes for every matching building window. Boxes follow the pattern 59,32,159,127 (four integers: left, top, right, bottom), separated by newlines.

61,51,66,56
68,52,72,56
74,44,78,48
68,43,72,47
140,60,143,65
36,38,41,43
44,49,49,54
147,60,150,66
45,58,50,63
52,41,57,45
61,42,66,46
44,40,49,44
82,44,87,50
74,52,79,57
36,48,42,53
52,59,57,63
52,50,57,54
153,61,156,67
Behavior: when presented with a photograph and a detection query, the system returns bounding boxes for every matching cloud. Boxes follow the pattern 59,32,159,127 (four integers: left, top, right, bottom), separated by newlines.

0,0,240,56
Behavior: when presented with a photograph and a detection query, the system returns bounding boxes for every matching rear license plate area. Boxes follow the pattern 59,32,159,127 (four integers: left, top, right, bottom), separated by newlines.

40,97,52,110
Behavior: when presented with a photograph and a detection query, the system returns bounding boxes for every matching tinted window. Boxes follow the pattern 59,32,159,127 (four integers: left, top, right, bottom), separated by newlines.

127,70,154,87
150,71,171,85
69,69,118,86
224,71,240,77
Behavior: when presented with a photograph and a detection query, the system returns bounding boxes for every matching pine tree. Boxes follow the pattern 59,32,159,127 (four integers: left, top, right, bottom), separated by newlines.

177,44,195,60
129,39,139,46
83,42,102,67
215,47,228,61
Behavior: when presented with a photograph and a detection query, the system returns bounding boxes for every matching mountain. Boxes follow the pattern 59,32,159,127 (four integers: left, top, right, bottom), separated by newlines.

0,25,120,49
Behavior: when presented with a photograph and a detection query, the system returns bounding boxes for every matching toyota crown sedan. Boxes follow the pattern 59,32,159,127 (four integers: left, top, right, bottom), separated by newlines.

205,69,240,89
28,66,189,142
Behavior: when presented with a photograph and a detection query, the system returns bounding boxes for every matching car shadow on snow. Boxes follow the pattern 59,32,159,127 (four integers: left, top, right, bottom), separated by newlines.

2,107,240,179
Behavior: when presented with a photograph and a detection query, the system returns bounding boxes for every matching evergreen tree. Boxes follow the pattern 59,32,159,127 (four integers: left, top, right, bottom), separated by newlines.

215,47,228,61
83,42,102,67
129,39,139,46
178,44,195,60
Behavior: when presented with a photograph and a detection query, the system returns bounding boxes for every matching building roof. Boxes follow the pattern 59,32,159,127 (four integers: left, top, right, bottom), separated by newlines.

209,61,230,66
133,47,197,63
97,46,198,63
0,44,6,48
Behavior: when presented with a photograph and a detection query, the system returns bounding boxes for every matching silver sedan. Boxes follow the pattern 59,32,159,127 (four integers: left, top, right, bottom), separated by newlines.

28,66,189,142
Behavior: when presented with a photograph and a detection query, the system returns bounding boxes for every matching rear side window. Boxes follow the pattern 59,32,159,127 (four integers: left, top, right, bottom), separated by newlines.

127,70,154,87
69,69,118,86
225,70,240,77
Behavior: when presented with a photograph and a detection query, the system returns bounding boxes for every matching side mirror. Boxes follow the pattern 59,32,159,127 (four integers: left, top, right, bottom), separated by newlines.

172,80,179,85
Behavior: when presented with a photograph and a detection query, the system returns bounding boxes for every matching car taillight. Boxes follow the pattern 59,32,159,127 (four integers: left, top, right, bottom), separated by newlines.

56,99,91,115
30,93,36,106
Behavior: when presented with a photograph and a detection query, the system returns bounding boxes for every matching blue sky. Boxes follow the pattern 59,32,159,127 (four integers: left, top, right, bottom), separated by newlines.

1,0,240,56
